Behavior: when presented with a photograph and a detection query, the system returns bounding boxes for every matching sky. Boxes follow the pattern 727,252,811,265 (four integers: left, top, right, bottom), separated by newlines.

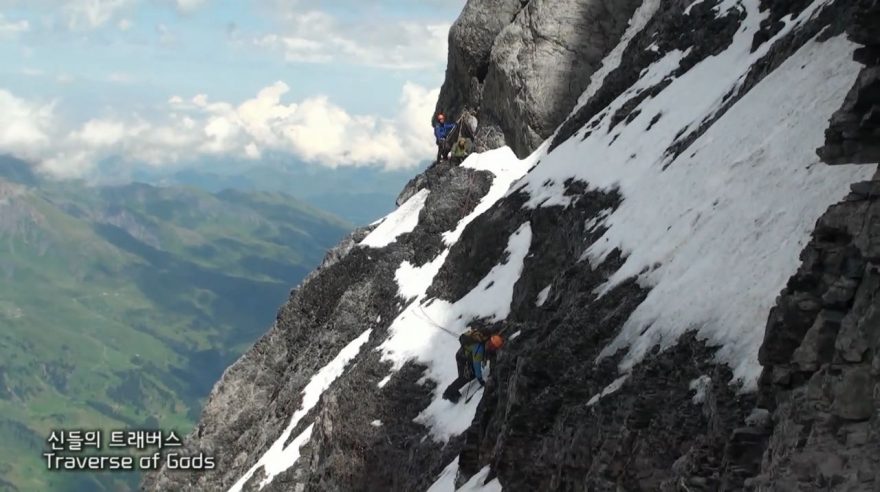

0,0,464,179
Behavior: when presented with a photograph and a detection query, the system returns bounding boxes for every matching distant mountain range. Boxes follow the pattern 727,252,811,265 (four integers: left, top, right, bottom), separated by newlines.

126,154,423,226
0,156,352,491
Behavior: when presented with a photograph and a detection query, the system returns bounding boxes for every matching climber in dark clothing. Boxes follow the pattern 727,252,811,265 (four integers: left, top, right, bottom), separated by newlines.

442,331,504,403
433,112,457,163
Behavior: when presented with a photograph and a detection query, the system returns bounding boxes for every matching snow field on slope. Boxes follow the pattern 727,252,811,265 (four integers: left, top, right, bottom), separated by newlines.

377,146,537,443
385,222,532,440
514,0,875,388
427,458,503,492
443,146,546,245
573,0,662,111
228,329,373,491
587,374,630,406
361,188,431,248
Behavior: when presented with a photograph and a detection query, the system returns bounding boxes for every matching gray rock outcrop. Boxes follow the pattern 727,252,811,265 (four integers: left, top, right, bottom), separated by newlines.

753,1,880,487
752,171,880,490
436,0,640,157
818,0,880,165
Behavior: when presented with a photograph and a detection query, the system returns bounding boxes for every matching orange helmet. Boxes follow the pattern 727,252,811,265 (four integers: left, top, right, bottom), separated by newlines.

487,334,504,351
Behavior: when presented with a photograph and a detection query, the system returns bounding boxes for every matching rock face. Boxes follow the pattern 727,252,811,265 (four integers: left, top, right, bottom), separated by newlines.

818,0,880,164
753,1,880,488
145,1,880,491
753,179,880,489
436,0,641,157
144,161,493,492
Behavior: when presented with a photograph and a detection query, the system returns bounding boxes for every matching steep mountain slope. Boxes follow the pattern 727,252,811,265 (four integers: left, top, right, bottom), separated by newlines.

0,162,349,492
146,0,880,491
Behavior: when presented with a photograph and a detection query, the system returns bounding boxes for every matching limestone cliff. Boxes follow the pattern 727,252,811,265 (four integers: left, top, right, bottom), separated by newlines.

436,0,641,157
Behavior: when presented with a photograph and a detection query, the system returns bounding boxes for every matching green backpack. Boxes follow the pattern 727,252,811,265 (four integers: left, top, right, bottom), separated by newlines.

459,327,489,347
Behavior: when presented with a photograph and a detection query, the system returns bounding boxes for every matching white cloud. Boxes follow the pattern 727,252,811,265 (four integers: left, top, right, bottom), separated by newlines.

0,13,29,37
0,0,211,34
70,119,128,148
64,0,133,30
173,0,205,12
166,80,439,168
0,89,55,159
0,81,439,178
251,4,451,70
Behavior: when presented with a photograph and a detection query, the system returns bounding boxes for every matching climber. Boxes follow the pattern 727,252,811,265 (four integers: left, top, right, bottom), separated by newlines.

450,136,472,165
433,112,457,163
442,327,504,403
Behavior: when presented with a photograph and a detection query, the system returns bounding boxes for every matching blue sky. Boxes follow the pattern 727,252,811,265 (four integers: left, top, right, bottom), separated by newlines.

0,0,464,178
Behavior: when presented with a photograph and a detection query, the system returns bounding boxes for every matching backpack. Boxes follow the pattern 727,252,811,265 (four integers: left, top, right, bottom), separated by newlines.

459,326,489,347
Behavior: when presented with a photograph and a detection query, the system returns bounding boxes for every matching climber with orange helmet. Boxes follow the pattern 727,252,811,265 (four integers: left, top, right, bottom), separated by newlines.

433,111,457,163
442,327,504,403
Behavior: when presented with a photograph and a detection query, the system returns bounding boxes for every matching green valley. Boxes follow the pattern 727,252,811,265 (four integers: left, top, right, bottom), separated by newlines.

0,157,351,491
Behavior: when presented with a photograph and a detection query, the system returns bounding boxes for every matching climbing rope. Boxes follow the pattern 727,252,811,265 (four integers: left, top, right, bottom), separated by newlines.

411,305,458,339
458,170,477,219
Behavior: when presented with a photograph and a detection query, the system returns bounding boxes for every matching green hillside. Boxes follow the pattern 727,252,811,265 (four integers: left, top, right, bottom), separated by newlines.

0,158,351,491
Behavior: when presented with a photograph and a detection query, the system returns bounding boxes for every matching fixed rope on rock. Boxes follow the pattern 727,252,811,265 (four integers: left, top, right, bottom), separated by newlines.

411,305,458,338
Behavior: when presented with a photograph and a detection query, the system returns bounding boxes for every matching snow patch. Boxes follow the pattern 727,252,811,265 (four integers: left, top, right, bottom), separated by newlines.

713,0,745,17
370,420,383,427
376,145,539,436
573,0,663,110
535,285,551,307
583,208,613,233
380,222,533,441
228,329,373,492
361,189,430,248
509,330,522,341
684,0,704,15
444,146,537,245
395,251,450,300
426,457,461,492
377,375,392,388
458,466,503,492
587,374,629,406
519,0,872,389
427,459,503,492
